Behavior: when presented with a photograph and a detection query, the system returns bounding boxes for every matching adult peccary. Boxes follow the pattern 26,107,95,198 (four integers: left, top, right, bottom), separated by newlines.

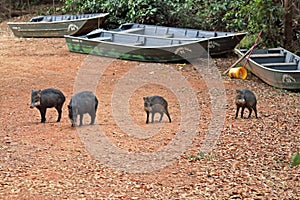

235,89,258,119
30,88,65,123
68,91,98,127
143,95,171,124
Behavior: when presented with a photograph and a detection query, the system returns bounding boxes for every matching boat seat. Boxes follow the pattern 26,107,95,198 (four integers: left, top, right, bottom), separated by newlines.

41,16,53,22
120,27,145,33
250,53,283,58
68,15,77,20
163,33,174,38
83,14,96,18
262,62,298,70
133,41,145,46
92,37,112,41
262,62,296,66
37,14,94,22
251,53,286,63
52,16,67,21
61,15,71,21
30,16,44,22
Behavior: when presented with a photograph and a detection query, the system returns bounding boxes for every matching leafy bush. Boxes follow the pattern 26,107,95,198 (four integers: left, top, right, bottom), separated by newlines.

223,0,284,47
290,152,300,167
62,0,180,28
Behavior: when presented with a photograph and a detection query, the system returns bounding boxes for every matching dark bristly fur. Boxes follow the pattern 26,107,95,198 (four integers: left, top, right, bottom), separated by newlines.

235,89,258,119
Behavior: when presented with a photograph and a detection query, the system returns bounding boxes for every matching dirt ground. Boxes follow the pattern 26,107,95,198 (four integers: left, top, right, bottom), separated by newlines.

0,17,299,199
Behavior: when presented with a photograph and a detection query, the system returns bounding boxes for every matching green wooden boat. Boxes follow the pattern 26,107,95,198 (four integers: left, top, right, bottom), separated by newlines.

235,47,300,90
64,24,247,62
7,13,109,38
65,29,203,62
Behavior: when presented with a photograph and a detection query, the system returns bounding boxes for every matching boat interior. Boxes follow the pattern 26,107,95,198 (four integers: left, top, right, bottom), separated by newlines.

30,13,100,22
241,48,300,70
115,23,238,39
86,30,197,47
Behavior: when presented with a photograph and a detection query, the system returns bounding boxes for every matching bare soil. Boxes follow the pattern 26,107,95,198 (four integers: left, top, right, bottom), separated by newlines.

0,17,299,199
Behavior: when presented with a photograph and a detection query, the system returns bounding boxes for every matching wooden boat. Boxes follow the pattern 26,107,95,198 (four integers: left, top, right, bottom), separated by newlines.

112,23,247,56
65,29,203,62
64,24,247,62
7,13,109,38
235,47,300,90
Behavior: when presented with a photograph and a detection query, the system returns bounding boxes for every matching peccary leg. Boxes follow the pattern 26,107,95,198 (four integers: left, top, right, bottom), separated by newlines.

247,108,252,118
79,114,84,126
253,106,258,118
165,110,171,123
55,105,62,122
151,113,155,123
94,101,98,122
235,106,240,119
90,112,96,125
146,111,150,124
159,112,163,122
39,107,46,123
241,107,246,118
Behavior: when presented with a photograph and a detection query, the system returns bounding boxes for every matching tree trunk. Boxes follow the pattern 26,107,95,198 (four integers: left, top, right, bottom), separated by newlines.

53,0,55,14
284,0,293,50
27,0,31,14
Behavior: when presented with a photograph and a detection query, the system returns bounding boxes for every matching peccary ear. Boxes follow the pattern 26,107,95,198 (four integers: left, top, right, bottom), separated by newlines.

37,89,42,96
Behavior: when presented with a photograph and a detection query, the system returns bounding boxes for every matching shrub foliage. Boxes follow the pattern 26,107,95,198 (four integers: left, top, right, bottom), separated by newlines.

61,0,299,50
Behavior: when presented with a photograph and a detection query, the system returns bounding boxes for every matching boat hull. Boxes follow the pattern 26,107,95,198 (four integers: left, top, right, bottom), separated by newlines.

7,13,109,38
235,48,300,90
65,27,246,62
113,23,247,56
65,35,207,62
206,35,246,56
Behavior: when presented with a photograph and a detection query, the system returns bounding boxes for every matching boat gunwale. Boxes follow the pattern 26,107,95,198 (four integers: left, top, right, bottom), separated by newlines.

117,23,248,39
104,29,247,41
75,29,247,51
64,33,203,49
7,13,109,25
89,29,204,41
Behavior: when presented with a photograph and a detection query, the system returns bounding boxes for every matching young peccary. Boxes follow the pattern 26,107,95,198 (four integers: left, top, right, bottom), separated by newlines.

143,95,171,123
235,89,258,119
68,91,98,127
30,88,65,123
